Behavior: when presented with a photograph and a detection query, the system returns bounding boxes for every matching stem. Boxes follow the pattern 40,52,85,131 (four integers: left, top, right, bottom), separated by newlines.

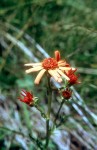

35,104,47,119
45,119,49,148
54,99,64,125
45,75,52,149
0,126,43,149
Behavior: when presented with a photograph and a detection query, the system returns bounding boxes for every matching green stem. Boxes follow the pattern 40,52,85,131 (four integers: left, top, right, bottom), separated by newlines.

45,75,52,149
54,99,65,125
45,119,49,148
35,104,47,119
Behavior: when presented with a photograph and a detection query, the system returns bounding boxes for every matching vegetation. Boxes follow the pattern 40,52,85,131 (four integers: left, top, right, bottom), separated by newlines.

0,0,97,149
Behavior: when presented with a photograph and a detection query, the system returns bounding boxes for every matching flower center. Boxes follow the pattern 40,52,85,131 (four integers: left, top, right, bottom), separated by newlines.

42,58,58,70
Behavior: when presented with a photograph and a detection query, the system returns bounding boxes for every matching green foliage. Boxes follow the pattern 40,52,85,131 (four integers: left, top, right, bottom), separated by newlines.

0,0,97,149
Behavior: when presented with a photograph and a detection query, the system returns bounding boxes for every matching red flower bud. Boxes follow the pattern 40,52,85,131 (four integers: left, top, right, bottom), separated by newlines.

62,88,72,99
65,69,80,85
18,90,33,106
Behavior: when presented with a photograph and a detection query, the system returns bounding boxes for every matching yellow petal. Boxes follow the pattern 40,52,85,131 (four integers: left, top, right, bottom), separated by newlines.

57,78,62,83
59,67,76,71
25,66,43,73
48,70,58,81
71,67,76,70
58,60,66,64
56,69,70,80
54,69,61,78
59,67,70,70
58,61,67,67
24,63,42,67
34,69,46,84
24,63,34,66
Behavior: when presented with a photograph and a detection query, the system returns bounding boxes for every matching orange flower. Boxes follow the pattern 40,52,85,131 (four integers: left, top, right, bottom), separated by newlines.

25,51,75,84
62,88,72,99
18,90,33,106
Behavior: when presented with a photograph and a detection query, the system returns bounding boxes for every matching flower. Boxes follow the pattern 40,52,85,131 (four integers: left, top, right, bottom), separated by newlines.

18,90,33,106
62,88,72,99
65,69,80,85
25,51,75,84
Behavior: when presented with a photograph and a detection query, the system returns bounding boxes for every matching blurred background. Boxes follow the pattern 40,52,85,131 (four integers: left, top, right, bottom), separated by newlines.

0,0,97,150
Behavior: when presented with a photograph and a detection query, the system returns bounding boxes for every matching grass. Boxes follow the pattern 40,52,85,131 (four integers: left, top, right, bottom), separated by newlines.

0,0,97,149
